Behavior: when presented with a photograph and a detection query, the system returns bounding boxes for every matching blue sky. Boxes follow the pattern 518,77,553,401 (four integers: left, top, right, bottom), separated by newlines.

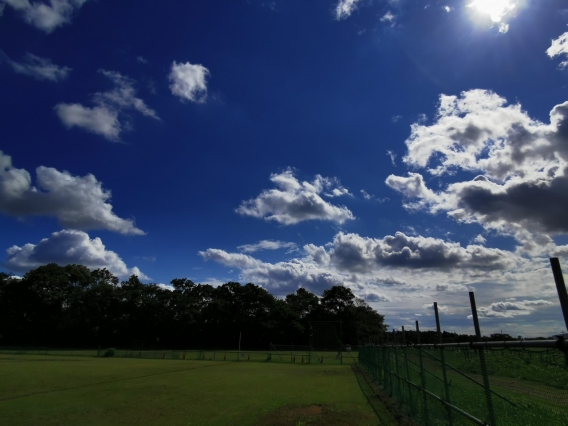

2,0,568,337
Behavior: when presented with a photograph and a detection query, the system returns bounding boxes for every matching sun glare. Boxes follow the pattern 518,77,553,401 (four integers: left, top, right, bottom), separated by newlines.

468,0,516,23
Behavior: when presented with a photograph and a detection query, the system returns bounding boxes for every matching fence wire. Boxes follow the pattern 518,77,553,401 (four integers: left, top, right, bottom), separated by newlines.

359,344,568,426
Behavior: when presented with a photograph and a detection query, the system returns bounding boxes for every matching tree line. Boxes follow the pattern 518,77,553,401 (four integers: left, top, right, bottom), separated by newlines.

0,263,387,350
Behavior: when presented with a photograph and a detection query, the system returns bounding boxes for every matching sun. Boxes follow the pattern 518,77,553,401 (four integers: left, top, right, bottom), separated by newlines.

468,0,516,23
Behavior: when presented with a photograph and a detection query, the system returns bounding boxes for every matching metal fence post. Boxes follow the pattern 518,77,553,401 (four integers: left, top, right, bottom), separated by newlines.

416,321,429,426
394,342,402,402
550,258,568,332
402,326,414,415
434,302,453,426
469,292,497,426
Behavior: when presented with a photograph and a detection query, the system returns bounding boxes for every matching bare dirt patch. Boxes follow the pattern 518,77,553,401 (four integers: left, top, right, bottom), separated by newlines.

256,404,376,425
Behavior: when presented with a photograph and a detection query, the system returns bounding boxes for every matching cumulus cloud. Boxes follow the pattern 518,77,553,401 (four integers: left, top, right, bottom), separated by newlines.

473,234,487,245
169,61,210,103
328,232,517,271
238,240,297,253
5,230,147,278
236,169,355,225
55,70,158,141
334,0,360,20
200,248,344,294
364,291,392,302
324,185,352,197
471,299,553,318
0,51,71,81
547,32,568,67
386,89,568,251
1,0,89,33
200,228,521,298
0,151,144,235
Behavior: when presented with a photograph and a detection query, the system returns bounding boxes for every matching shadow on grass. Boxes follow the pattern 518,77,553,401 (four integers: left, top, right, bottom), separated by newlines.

351,364,414,426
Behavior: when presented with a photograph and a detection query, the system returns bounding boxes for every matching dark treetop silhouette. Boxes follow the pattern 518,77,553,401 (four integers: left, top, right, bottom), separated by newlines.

0,263,387,349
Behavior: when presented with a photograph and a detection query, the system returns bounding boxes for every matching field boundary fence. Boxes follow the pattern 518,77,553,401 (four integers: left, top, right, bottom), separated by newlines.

359,258,568,426
0,346,359,365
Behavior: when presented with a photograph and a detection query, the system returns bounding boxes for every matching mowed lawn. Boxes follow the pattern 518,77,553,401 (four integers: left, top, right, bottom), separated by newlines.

0,355,384,425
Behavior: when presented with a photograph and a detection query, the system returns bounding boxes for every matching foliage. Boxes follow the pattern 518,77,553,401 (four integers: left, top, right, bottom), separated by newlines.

103,348,116,357
0,263,387,349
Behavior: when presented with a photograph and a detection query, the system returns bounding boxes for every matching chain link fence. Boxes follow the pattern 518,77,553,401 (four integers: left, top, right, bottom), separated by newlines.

360,338,568,425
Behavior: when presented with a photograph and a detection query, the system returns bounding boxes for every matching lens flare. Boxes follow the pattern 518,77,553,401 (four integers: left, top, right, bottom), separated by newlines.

468,0,516,23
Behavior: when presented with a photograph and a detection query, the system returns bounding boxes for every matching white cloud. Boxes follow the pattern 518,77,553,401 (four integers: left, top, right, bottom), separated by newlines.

201,229,521,300
334,0,360,20
1,0,90,33
327,232,517,272
0,151,144,235
473,234,487,245
94,71,158,119
360,190,373,200
0,51,70,81
498,23,509,33
169,61,210,103
236,169,355,225
55,70,158,140
386,89,568,253
386,150,397,166
5,230,147,278
55,104,120,140
443,6,451,13
200,248,344,294
547,32,568,63
238,240,297,253
324,185,352,197
156,283,174,291
471,299,553,318
467,0,516,23
380,11,396,24
200,231,566,334
423,302,448,311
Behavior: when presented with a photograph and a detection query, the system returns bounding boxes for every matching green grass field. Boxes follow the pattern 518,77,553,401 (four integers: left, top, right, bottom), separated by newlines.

0,354,394,425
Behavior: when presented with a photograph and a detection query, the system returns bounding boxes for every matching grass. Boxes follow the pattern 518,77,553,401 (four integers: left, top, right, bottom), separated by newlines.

0,354,383,425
